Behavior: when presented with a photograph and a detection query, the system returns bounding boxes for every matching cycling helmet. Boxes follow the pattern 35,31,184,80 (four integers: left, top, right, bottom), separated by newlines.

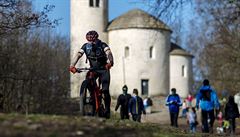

86,30,99,42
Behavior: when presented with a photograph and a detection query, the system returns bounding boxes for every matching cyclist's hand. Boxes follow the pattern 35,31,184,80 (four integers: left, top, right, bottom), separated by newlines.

105,63,112,70
69,66,77,74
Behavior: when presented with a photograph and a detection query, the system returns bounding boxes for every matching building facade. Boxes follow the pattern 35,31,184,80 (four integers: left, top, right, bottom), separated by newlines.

70,0,193,98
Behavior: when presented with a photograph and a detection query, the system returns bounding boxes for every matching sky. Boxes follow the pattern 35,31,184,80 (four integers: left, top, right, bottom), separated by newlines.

33,0,149,37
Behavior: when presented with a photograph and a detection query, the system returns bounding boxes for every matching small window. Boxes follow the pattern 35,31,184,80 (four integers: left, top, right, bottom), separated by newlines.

96,0,100,7
89,0,94,7
125,47,129,58
150,46,154,58
182,65,186,77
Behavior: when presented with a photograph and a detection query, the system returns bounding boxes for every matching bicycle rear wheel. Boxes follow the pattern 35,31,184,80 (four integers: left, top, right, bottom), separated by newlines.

79,80,95,116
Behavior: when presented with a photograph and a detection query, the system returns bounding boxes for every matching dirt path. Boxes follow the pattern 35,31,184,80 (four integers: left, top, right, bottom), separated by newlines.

112,96,240,136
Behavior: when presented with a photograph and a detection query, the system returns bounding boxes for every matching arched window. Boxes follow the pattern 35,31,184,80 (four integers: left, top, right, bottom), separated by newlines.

96,0,100,7
149,46,155,59
125,47,129,58
89,0,94,7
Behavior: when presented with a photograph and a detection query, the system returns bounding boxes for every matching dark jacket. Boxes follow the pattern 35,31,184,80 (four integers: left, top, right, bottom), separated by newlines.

115,94,131,111
225,96,239,120
129,96,146,115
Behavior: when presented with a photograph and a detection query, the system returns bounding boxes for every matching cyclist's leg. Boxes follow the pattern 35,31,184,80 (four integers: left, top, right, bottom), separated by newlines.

100,70,111,118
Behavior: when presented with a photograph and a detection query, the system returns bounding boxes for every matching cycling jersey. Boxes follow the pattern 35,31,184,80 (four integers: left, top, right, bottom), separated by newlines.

79,40,110,69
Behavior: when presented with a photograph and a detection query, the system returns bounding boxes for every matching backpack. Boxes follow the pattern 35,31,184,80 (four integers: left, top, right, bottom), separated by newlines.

84,41,107,65
147,98,153,106
200,88,212,101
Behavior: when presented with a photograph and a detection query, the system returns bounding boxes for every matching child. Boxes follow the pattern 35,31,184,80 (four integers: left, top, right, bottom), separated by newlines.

216,111,224,134
187,107,197,133
181,100,187,118
225,95,240,134
223,119,230,133
217,111,223,127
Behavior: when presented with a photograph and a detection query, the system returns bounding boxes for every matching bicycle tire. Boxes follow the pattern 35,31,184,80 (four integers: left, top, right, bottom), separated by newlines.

79,80,95,116
98,104,106,117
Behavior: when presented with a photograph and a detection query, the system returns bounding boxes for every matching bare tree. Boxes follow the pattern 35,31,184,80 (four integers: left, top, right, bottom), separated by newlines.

0,0,58,36
187,0,240,95
0,0,69,114
135,0,192,46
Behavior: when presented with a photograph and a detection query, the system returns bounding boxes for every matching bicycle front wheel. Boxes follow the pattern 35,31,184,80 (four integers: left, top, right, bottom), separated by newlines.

79,80,95,116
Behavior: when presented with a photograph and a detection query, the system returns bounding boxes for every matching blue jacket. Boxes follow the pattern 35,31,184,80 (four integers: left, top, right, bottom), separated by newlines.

128,96,146,115
165,94,182,113
196,85,220,111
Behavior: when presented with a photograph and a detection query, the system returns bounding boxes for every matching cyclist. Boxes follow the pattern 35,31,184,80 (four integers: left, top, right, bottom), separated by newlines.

69,30,114,118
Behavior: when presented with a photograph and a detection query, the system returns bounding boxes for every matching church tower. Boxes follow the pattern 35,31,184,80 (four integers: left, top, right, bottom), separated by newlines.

70,0,109,97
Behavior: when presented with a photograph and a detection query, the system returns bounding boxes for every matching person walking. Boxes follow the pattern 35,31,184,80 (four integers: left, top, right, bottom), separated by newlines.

181,100,187,118
115,85,132,120
187,107,198,133
128,89,146,122
196,79,220,133
186,93,193,107
225,95,239,134
165,88,182,127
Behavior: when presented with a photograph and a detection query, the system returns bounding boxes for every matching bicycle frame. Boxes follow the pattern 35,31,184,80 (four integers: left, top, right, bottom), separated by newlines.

77,68,104,116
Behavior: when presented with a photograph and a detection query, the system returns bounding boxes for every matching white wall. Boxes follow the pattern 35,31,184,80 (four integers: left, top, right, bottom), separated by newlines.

70,0,108,97
109,28,171,97
170,55,193,98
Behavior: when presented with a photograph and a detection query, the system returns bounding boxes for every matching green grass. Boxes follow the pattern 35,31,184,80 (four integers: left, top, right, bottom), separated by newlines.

0,113,214,137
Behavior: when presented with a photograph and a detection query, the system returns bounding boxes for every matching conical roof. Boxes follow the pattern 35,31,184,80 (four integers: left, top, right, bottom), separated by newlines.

170,43,193,57
107,9,172,32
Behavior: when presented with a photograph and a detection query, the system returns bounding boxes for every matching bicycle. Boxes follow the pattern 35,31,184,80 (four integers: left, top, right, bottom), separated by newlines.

77,68,106,117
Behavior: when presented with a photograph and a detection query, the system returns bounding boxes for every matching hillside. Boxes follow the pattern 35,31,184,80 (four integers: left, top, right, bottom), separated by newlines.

0,113,204,137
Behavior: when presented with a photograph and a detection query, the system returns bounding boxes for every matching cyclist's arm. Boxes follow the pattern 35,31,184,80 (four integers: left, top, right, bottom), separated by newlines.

104,47,114,66
71,50,84,67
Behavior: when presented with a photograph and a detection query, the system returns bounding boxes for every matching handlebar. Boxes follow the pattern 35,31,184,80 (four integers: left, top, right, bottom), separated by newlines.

76,67,105,73
76,68,93,73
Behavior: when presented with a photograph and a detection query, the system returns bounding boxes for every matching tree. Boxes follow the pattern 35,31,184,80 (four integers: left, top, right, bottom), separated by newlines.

0,0,58,36
136,0,192,46
187,0,240,95
0,0,69,114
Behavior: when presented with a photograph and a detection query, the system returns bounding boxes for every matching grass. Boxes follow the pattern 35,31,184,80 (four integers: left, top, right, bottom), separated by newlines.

0,113,220,137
